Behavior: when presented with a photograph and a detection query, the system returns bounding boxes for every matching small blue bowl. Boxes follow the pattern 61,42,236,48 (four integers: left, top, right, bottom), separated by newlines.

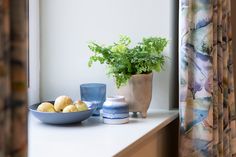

29,101,95,124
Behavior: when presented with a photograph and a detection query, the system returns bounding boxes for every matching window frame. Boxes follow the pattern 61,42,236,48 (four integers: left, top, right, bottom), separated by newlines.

28,0,40,105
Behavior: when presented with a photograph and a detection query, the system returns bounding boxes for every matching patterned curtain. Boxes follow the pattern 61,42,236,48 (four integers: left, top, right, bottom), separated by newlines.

0,0,28,157
179,0,236,156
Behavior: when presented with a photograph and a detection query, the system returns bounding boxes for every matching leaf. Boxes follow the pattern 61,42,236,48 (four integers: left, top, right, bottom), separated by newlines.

87,35,168,88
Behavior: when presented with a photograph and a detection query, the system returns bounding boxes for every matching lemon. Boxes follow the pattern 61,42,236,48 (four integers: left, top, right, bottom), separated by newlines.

37,102,55,112
75,100,88,111
54,96,73,112
63,105,78,113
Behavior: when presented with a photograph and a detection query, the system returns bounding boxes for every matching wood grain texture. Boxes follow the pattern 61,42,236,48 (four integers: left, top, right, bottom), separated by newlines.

116,118,179,157
231,1,236,156
232,0,236,119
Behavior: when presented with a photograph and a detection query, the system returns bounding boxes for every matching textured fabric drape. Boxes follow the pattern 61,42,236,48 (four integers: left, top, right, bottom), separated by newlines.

0,0,28,157
179,0,236,156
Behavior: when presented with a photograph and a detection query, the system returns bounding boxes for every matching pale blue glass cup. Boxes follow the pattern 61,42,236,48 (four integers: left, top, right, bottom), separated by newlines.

80,83,106,116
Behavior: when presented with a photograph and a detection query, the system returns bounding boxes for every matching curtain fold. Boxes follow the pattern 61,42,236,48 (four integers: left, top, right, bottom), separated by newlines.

0,0,28,157
179,0,236,156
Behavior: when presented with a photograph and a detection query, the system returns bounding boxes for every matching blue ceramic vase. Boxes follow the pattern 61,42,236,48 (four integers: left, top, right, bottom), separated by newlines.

103,96,129,124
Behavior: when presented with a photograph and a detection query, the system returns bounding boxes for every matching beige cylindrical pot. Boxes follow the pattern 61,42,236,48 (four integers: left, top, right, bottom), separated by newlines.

117,73,153,118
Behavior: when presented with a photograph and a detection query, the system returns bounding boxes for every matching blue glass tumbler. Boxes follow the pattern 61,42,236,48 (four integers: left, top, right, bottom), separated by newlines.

80,83,106,116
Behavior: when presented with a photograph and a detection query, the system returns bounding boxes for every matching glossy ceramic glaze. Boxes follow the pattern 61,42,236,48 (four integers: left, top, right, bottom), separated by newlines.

103,96,129,124
80,83,106,116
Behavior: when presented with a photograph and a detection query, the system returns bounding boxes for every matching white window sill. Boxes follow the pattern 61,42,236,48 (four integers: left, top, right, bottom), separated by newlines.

28,109,178,157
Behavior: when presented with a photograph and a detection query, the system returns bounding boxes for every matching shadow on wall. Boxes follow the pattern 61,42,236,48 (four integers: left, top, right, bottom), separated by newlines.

169,0,179,109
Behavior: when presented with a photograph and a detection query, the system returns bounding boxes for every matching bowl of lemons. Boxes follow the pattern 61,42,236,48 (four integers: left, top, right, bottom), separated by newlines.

29,95,95,124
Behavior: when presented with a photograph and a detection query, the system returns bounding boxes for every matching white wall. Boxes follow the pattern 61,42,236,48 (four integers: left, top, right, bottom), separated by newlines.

40,0,178,109
28,0,40,105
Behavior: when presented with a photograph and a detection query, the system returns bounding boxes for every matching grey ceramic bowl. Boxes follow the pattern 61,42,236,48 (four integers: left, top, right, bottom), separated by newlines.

29,101,95,124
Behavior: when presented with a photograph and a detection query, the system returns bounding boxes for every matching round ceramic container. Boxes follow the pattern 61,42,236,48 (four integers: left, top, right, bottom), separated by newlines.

103,96,129,124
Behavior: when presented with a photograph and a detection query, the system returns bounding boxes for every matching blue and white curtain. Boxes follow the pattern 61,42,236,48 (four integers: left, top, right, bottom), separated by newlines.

179,0,236,156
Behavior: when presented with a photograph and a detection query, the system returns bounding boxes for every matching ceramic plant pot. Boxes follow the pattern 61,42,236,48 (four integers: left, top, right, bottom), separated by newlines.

117,73,153,118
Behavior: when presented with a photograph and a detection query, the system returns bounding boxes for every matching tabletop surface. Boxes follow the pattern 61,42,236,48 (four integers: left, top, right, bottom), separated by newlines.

28,109,178,157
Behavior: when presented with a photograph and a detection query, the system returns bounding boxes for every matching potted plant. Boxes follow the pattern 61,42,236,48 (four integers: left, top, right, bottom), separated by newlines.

88,35,168,118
